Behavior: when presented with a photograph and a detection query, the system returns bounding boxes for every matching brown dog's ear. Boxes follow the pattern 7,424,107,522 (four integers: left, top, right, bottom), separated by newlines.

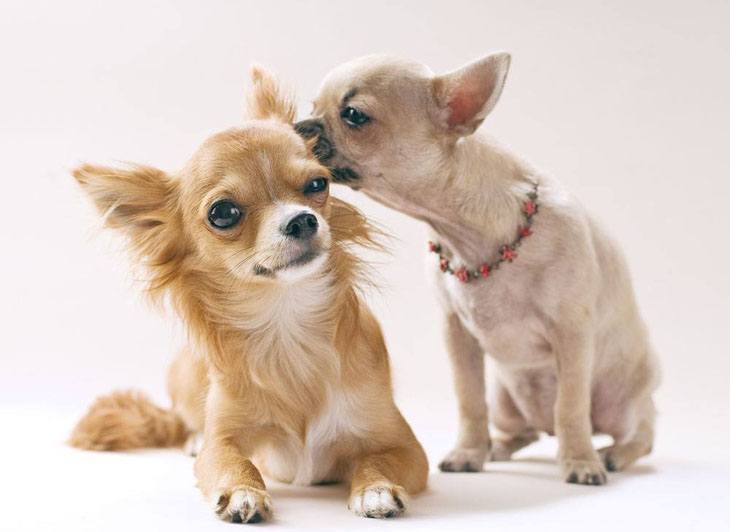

431,52,511,136
247,65,296,124
73,163,185,294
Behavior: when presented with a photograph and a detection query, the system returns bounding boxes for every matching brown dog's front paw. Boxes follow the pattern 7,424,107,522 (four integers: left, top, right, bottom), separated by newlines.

213,486,273,524
349,483,407,519
438,447,488,472
561,459,608,486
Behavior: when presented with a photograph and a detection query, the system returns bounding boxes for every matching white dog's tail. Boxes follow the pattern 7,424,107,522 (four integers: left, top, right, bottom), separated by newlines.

69,390,188,451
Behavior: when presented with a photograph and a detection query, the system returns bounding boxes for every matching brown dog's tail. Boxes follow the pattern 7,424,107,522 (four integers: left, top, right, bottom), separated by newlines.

69,390,188,451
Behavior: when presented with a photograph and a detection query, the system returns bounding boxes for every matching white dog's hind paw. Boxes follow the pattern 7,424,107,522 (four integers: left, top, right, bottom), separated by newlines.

349,484,407,518
438,447,488,472
489,441,514,462
214,486,273,523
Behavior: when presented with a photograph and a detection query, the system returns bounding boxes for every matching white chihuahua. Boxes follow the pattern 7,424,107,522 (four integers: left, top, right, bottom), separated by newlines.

296,53,659,485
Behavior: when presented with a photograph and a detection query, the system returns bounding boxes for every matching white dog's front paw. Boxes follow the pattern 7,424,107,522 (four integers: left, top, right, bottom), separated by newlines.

561,458,608,486
438,447,488,472
349,483,407,519
213,486,273,523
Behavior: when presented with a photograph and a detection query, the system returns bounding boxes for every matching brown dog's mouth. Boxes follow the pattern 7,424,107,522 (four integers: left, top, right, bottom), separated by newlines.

253,249,321,277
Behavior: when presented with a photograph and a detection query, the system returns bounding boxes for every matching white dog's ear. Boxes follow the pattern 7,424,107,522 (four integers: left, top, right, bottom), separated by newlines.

431,52,511,135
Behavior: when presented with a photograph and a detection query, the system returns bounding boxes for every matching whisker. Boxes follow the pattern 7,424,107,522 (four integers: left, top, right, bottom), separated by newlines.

224,242,287,292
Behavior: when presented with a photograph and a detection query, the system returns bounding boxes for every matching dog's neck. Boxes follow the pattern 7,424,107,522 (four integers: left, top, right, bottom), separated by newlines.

182,258,346,417
366,133,537,266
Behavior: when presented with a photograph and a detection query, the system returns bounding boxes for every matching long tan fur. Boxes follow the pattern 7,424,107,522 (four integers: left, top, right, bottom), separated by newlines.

69,67,427,523
69,390,188,450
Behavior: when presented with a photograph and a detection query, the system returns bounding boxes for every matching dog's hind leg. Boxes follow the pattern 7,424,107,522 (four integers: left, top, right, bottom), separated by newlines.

183,432,204,457
490,380,539,461
491,429,540,461
599,396,655,472
167,348,209,457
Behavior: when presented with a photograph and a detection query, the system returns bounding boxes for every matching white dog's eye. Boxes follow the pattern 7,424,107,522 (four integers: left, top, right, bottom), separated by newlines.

303,177,328,195
208,200,243,229
340,106,370,127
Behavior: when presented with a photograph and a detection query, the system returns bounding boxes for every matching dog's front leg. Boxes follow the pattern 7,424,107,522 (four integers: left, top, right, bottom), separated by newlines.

348,442,428,519
438,312,491,472
553,325,607,485
194,385,272,523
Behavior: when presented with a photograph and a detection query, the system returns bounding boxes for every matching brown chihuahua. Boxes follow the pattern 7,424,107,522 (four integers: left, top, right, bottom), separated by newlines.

69,68,427,523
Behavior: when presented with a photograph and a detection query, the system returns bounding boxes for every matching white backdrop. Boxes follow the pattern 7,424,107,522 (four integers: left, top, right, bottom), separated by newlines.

1,1,729,531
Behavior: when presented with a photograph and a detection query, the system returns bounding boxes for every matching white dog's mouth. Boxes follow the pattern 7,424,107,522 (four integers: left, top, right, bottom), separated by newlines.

294,119,332,160
330,167,360,183
294,119,360,185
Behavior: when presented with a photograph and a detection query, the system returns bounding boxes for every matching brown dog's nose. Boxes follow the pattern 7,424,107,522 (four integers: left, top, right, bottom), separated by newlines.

283,212,318,239
294,119,334,162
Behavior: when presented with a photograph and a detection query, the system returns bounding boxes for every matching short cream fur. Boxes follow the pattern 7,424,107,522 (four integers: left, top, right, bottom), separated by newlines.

304,52,659,485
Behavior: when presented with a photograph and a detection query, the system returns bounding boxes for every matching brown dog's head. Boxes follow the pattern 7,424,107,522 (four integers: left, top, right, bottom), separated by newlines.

74,68,370,301
296,53,510,206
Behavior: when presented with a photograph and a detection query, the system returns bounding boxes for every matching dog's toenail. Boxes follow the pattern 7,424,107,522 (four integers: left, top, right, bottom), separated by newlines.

216,495,228,512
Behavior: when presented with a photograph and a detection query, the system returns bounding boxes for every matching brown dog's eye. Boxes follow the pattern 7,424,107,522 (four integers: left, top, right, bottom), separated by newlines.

303,177,328,195
340,106,370,128
208,200,242,229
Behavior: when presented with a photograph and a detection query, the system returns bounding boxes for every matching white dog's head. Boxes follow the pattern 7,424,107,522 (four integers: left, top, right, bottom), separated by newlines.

296,53,511,205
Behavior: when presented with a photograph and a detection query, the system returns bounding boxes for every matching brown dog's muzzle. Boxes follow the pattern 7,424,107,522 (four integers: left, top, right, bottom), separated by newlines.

294,119,360,184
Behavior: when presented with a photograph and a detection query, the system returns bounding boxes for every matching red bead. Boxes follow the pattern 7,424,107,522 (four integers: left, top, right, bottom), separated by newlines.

428,241,439,252
439,258,450,272
455,266,469,282
501,246,517,262
519,226,533,237
479,264,490,278
523,200,536,216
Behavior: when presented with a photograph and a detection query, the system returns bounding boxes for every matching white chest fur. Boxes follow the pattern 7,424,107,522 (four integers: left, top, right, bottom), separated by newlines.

261,387,367,485
242,270,338,390
241,269,370,485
